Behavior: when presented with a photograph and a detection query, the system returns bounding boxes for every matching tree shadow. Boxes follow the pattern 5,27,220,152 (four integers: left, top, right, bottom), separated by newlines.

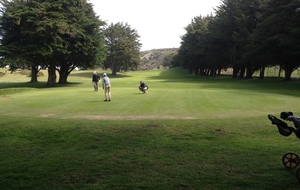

0,71,131,89
70,71,132,79
145,68,300,97
0,81,48,89
0,81,83,89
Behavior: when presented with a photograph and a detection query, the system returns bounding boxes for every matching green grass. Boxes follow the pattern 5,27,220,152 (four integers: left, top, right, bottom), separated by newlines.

1,68,300,189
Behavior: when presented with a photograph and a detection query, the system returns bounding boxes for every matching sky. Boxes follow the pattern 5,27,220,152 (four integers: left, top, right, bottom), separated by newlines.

88,0,221,51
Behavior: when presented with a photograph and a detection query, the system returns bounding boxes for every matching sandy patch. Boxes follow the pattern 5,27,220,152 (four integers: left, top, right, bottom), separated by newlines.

69,115,198,120
40,114,57,118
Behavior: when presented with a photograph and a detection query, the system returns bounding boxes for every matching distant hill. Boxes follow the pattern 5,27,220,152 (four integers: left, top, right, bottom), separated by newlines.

139,48,178,70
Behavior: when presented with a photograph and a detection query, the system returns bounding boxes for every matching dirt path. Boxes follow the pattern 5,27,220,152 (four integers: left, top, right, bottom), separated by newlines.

39,114,198,120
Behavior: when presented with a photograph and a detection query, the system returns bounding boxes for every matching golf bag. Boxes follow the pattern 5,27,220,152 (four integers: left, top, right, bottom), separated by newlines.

268,111,300,182
268,112,300,139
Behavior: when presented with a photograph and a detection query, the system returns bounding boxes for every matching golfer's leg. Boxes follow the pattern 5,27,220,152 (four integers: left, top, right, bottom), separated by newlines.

93,82,96,91
95,82,98,91
107,86,111,100
104,87,108,100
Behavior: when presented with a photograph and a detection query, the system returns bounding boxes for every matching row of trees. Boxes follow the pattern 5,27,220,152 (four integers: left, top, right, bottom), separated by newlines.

176,0,300,80
0,0,141,86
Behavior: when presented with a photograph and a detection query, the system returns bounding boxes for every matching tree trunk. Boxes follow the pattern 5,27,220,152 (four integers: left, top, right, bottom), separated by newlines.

245,64,253,79
232,66,239,78
58,65,72,84
284,68,292,81
239,66,245,79
112,67,117,75
58,71,68,84
278,65,282,78
195,67,199,75
217,68,221,76
47,64,57,86
209,68,216,77
30,65,38,82
259,65,265,79
111,64,117,75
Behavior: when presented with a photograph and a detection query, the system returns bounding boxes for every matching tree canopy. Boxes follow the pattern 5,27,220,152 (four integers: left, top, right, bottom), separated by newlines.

0,0,106,85
103,22,141,75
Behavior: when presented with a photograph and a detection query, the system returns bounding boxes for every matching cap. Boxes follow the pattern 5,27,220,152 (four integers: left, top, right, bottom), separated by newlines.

103,73,107,76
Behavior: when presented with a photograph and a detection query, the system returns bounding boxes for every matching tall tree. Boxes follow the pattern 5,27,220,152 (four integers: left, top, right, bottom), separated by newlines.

103,22,141,75
0,0,46,82
205,13,232,76
179,16,213,75
54,0,106,84
251,0,300,80
212,0,242,78
237,0,264,79
242,0,269,79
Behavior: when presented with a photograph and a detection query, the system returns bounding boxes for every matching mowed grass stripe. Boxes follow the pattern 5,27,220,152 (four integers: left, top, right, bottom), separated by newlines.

1,72,300,120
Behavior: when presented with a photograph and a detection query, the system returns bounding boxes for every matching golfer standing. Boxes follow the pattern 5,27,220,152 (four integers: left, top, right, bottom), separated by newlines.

92,71,100,92
102,73,111,101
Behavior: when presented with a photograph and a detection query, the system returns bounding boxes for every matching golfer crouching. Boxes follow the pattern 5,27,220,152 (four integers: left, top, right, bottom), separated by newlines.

139,81,148,94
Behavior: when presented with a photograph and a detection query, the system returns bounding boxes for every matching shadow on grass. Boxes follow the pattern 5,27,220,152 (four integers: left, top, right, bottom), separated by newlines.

146,68,191,81
0,82,86,96
0,81,83,89
0,71,131,89
199,78,300,97
70,71,132,79
1,68,300,97
146,68,300,97
0,81,48,89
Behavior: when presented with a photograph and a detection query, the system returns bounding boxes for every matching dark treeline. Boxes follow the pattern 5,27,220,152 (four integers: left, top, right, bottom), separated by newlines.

175,0,300,80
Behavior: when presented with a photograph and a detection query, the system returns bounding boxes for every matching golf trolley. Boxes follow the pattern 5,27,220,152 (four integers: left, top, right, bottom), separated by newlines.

268,112,300,182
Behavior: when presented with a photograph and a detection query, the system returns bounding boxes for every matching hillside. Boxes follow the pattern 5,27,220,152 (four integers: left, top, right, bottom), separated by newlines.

0,48,179,73
139,48,178,70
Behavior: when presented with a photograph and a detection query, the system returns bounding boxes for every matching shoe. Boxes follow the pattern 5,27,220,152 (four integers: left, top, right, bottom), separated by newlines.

104,99,107,101
109,99,111,101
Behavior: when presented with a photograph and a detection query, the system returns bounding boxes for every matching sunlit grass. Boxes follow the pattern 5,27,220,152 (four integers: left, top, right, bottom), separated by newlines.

1,68,300,189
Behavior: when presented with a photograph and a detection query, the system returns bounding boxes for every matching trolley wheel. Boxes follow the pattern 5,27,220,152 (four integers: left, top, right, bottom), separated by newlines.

296,167,300,182
282,152,300,169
